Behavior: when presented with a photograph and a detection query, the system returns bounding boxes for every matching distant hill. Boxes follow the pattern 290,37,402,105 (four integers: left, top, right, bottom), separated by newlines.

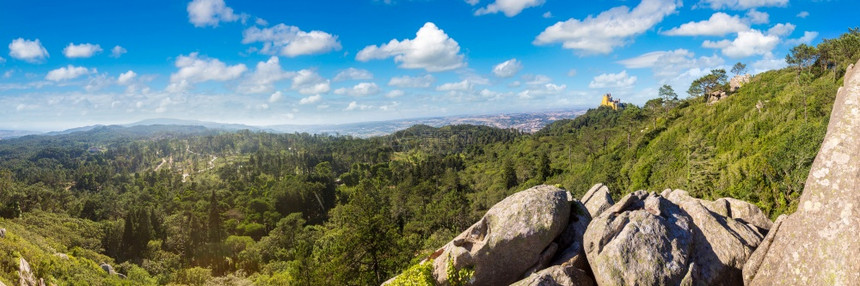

19,110,587,139
5,125,219,147
0,130,41,140
125,118,265,132
266,109,587,137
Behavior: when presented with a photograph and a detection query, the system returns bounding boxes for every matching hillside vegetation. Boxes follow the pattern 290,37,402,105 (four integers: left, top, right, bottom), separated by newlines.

0,29,858,285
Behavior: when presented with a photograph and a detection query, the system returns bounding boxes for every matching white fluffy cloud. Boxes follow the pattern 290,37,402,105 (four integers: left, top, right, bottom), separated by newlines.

110,46,127,58
166,52,247,92
702,23,793,58
117,70,137,85
786,31,819,46
492,58,523,78
63,43,103,58
84,74,113,92
344,101,372,111
796,11,809,18
663,13,749,36
589,70,637,89
45,65,95,81
269,91,283,103
534,0,680,55
243,24,341,57
357,22,465,72
334,82,380,96
436,80,474,91
333,68,373,81
8,38,49,63
386,90,405,98
518,83,566,99
618,49,724,86
291,69,330,95
524,74,552,85
299,94,322,104
746,9,769,24
388,74,435,88
238,56,294,94
187,0,242,27
475,0,545,17
618,52,670,69
379,101,400,111
696,0,787,10
751,53,786,73
767,23,795,37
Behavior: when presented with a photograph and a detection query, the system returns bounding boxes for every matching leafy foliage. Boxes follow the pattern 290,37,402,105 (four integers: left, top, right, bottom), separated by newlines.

687,69,728,100
732,62,748,75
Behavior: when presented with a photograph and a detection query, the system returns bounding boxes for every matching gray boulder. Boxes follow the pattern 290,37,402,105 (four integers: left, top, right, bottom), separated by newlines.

581,183,613,217
430,185,571,286
515,198,594,286
585,190,770,286
100,263,117,275
511,262,594,286
730,74,751,92
707,197,772,233
19,258,44,286
584,191,694,286
0,228,5,238
550,199,591,268
663,189,768,285
743,59,860,285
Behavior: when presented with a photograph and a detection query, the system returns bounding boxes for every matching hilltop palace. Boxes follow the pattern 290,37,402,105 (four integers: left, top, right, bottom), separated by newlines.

600,93,623,110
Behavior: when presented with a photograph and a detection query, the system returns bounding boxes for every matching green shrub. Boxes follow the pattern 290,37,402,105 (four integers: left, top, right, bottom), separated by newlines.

388,260,435,286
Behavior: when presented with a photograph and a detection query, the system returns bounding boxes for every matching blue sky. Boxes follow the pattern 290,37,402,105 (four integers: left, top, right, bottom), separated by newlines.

0,0,855,131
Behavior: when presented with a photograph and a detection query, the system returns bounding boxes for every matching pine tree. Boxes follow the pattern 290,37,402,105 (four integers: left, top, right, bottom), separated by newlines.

207,190,223,243
537,152,551,182
120,211,135,261
503,160,518,189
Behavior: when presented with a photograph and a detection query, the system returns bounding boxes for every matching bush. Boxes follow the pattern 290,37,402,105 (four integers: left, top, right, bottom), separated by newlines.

387,260,435,286
172,267,213,286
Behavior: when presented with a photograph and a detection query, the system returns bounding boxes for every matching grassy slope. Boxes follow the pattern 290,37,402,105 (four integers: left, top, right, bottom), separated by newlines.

0,212,155,285
464,68,840,218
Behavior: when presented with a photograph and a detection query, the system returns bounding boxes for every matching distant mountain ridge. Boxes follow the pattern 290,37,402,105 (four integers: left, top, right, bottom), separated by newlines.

2,109,586,139
0,130,41,140
125,118,265,132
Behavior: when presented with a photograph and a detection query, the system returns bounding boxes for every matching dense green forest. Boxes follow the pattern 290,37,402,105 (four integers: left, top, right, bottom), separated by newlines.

1,29,859,285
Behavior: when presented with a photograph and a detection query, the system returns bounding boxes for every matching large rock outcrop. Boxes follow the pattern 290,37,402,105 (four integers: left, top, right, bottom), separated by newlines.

707,197,772,233
581,184,613,217
730,74,751,92
430,185,572,286
584,191,694,285
513,197,594,286
743,59,860,285
19,258,45,286
662,190,768,285
584,190,769,285
511,263,593,286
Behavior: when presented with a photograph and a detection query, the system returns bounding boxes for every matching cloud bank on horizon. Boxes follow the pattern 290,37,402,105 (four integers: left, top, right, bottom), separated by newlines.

0,0,850,130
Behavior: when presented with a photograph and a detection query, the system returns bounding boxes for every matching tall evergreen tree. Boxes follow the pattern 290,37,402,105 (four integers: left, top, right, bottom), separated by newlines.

207,190,223,243
503,160,518,189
